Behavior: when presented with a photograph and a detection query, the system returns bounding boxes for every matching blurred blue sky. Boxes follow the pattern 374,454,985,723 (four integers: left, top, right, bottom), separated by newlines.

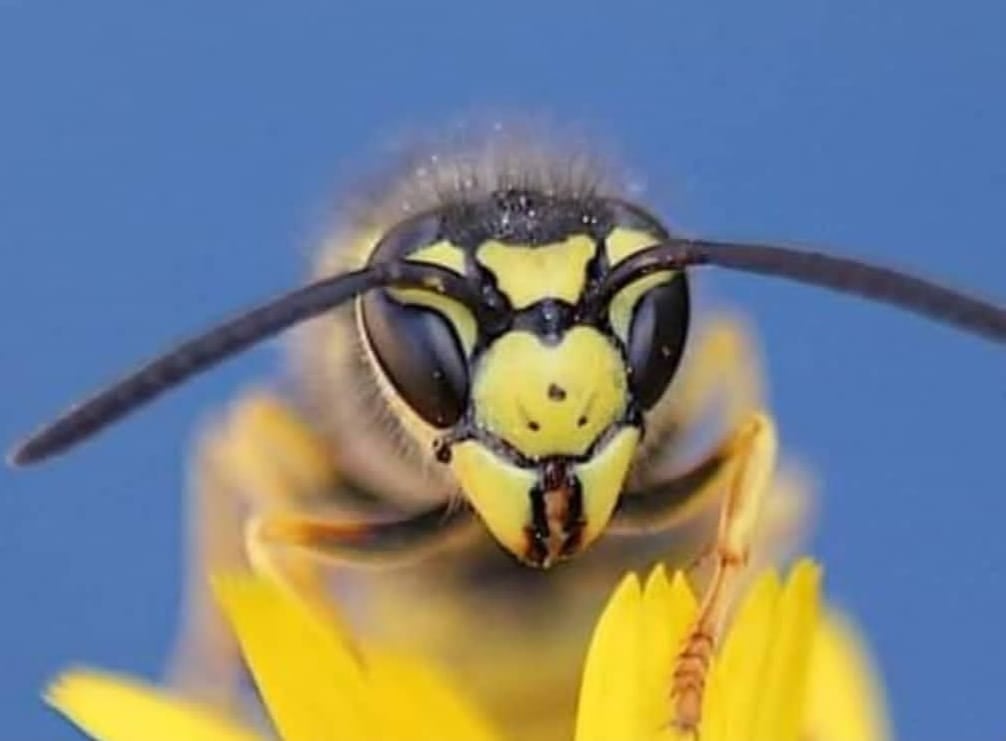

1,1,1003,738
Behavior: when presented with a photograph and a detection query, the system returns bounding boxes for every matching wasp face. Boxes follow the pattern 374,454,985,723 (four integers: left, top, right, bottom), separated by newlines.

359,189,690,567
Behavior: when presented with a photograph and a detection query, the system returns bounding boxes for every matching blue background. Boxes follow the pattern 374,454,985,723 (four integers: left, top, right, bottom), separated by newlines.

1,2,1003,738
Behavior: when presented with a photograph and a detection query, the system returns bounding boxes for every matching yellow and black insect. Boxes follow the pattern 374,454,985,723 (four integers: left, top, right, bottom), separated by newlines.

9,133,1006,731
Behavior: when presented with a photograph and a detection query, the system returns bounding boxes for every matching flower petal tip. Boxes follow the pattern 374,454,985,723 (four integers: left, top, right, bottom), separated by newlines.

611,571,643,603
43,667,115,715
643,562,669,591
786,559,823,599
43,668,81,711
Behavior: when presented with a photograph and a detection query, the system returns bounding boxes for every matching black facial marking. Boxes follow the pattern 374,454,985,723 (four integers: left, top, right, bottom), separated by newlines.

559,479,585,558
547,383,566,401
441,189,614,247
522,464,585,566
526,485,550,567
541,459,567,491
508,299,577,340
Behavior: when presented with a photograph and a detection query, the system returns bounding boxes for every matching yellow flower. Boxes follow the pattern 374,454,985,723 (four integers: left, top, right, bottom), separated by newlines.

46,574,500,741
45,559,888,741
575,559,890,741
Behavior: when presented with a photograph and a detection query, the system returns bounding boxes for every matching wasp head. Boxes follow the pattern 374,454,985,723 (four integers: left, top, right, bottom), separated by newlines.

359,191,689,567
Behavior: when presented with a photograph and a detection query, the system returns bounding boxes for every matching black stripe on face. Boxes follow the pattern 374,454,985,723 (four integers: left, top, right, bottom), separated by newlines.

368,190,670,257
522,463,584,568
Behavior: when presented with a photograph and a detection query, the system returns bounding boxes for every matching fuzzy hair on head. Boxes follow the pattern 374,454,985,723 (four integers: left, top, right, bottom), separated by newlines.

320,117,646,271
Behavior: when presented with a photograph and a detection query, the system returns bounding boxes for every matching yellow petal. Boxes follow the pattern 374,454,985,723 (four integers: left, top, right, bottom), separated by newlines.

45,668,261,741
711,568,782,741
364,647,501,741
751,559,822,741
805,611,892,741
641,566,699,740
213,573,376,741
575,573,645,741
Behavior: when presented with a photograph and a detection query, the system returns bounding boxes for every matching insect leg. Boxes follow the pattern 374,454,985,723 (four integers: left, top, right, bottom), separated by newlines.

621,311,811,568
670,411,777,731
250,499,478,567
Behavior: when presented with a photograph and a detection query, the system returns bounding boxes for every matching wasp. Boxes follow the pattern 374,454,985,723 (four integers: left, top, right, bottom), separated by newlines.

10,130,1006,733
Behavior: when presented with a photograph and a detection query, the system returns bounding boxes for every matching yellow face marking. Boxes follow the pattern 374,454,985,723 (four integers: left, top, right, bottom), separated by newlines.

449,427,640,561
407,240,468,274
476,236,596,309
604,227,678,342
473,327,627,458
605,227,661,265
573,427,640,548
449,440,537,555
385,240,476,353
608,271,676,343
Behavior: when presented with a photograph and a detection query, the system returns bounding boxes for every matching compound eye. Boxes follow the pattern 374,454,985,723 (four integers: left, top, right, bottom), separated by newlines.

624,275,690,409
361,289,470,428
